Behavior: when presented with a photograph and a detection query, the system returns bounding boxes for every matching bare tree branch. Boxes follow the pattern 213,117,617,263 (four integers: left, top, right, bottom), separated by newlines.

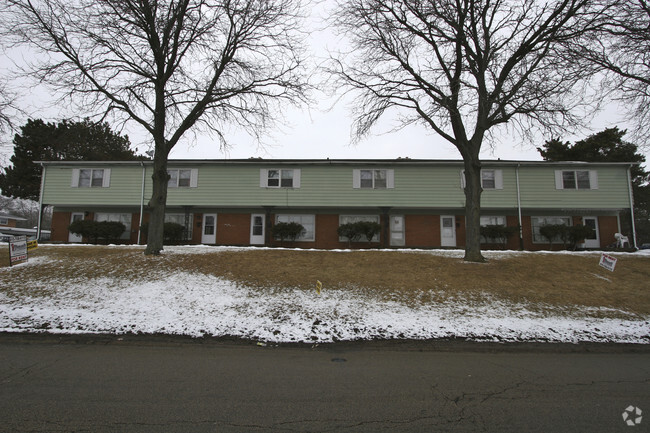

4,0,310,254
567,0,650,146
330,0,601,261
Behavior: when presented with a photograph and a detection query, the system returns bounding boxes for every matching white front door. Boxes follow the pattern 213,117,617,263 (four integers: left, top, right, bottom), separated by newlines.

201,214,217,244
582,216,600,249
440,215,456,247
68,213,84,243
250,214,265,245
390,215,405,247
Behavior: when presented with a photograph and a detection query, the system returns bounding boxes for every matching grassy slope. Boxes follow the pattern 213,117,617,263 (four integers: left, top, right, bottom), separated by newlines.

2,245,649,318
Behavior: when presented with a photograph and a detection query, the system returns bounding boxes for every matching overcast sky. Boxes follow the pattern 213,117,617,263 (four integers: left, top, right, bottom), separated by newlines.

0,1,647,165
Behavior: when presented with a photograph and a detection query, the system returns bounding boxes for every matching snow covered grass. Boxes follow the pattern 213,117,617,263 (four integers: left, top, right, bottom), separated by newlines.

0,245,648,343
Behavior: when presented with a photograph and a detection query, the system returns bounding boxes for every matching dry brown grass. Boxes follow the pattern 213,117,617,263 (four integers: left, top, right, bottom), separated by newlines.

2,245,649,316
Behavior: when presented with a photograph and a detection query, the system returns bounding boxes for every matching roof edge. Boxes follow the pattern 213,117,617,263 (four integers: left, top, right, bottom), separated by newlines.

36,158,640,167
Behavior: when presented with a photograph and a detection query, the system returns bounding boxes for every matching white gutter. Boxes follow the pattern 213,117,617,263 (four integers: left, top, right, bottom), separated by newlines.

137,161,146,245
36,163,46,241
627,165,638,249
515,163,523,250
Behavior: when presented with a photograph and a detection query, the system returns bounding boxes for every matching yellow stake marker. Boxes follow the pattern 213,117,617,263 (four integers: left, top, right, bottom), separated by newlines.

315,280,322,295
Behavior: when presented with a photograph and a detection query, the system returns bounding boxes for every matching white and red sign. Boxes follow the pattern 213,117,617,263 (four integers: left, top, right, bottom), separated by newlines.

599,253,617,272
9,236,28,266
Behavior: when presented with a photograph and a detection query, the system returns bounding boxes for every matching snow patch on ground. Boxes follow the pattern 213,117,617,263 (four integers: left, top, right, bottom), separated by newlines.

1,254,648,343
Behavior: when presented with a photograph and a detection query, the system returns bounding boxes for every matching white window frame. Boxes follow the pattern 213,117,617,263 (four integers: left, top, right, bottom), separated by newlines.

352,169,395,189
480,215,507,244
275,214,314,241
94,212,132,240
167,168,198,188
71,168,111,188
554,170,598,190
460,169,503,190
531,216,572,243
260,169,301,188
338,215,381,242
480,216,506,226
0,217,8,225
165,213,194,239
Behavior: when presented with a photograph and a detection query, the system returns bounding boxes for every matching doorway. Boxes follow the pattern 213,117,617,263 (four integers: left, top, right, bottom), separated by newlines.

201,214,217,244
390,215,405,247
582,216,600,249
440,215,456,247
250,214,265,245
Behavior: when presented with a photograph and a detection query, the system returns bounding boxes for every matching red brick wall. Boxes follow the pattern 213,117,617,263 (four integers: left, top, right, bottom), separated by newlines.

597,215,619,248
50,210,623,250
216,213,251,245
129,213,141,244
404,215,439,247
506,215,521,250
314,214,343,249
455,215,465,248
191,213,203,244
51,211,71,242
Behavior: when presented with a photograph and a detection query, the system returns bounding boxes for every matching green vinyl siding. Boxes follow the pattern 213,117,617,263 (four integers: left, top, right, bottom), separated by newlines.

41,161,633,211
518,166,630,209
479,168,519,208
42,165,146,206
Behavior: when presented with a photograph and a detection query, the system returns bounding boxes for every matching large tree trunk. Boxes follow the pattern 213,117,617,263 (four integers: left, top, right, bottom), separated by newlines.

144,150,169,255
463,157,485,262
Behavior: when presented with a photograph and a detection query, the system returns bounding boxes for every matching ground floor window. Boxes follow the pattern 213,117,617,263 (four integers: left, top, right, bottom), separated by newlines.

276,214,315,241
339,215,381,242
94,213,132,240
531,216,571,243
480,216,506,226
165,213,193,239
479,215,508,244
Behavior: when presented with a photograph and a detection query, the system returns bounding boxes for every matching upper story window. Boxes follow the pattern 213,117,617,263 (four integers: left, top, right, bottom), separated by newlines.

353,169,395,189
460,169,503,190
555,170,597,190
481,170,496,189
71,168,111,188
168,169,198,188
260,169,301,188
0,217,8,226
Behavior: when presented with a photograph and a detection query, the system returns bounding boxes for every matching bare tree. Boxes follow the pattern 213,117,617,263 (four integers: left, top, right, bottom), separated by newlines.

0,79,18,133
4,0,309,254
331,0,602,262
568,0,650,146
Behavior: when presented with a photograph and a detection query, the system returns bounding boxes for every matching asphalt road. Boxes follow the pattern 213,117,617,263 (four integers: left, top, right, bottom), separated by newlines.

0,334,648,432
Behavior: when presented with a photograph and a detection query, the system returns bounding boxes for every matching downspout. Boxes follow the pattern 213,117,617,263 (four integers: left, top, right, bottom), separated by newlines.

627,165,638,249
137,161,146,245
515,164,523,250
36,163,46,241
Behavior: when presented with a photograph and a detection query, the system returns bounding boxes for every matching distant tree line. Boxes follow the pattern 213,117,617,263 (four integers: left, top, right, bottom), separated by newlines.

0,118,143,201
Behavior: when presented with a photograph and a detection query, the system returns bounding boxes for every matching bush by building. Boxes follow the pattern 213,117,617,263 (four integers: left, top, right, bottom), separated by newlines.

271,222,305,243
68,219,125,244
